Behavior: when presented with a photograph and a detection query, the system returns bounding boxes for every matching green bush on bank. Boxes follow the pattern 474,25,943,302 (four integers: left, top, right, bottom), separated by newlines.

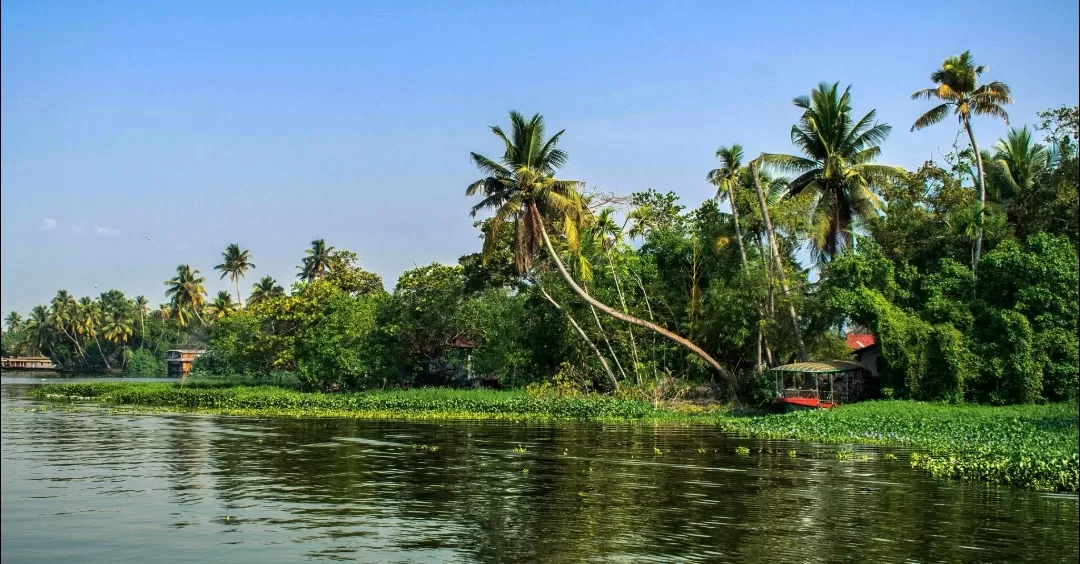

32,383,1079,492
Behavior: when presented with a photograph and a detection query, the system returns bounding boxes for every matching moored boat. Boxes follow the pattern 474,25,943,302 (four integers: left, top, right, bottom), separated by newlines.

770,360,868,411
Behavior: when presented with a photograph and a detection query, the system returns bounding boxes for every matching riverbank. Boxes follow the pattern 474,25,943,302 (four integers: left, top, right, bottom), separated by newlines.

31,383,1080,492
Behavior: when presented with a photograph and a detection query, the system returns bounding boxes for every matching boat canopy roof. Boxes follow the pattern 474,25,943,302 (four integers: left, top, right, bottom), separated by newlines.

769,360,865,374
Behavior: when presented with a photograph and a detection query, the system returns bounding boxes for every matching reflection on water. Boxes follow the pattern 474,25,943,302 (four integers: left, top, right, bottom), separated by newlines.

2,381,1077,563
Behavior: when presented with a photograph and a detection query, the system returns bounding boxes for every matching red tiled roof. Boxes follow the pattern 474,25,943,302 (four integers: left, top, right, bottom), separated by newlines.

846,333,876,351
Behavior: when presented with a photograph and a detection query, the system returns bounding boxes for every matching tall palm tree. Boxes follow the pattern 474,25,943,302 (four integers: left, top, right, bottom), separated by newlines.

49,290,85,360
133,296,149,347
4,311,22,333
165,265,208,326
987,126,1051,235
762,82,904,262
298,239,334,281
248,276,285,306
205,291,236,321
751,161,808,362
911,50,1013,269
77,296,111,370
23,305,51,357
707,144,750,272
215,244,255,306
467,111,729,379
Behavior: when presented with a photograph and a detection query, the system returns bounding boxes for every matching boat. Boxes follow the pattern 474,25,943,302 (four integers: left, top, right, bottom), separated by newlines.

769,360,868,411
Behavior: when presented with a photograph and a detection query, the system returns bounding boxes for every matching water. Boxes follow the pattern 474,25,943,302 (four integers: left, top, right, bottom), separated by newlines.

2,379,1077,563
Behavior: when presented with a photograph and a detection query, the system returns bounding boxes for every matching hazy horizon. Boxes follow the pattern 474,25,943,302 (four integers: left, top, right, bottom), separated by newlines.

3,0,1078,316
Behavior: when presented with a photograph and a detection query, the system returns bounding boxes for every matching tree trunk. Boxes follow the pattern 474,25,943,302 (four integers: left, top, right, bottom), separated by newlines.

724,186,749,272
628,267,659,382
534,203,731,381
589,302,628,381
236,278,243,309
726,184,769,372
965,116,988,275
60,326,88,362
751,162,807,362
605,253,642,385
94,334,112,370
535,282,619,391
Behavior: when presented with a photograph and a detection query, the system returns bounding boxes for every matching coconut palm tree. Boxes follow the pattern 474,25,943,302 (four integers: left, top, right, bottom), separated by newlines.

214,244,255,307
22,305,51,357
205,291,236,321
4,311,22,333
248,276,285,306
298,239,334,281
165,265,207,326
707,144,750,272
467,111,729,379
911,51,1013,269
102,313,133,351
49,290,85,360
750,161,808,362
761,82,905,262
77,296,111,370
986,126,1052,235
133,296,149,347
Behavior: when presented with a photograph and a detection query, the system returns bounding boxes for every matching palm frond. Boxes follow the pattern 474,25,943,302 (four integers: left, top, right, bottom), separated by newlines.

758,153,818,175
911,104,951,132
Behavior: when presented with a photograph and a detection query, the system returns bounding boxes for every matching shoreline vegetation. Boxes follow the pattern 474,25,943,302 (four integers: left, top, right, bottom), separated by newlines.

32,382,1079,493
2,72,1076,411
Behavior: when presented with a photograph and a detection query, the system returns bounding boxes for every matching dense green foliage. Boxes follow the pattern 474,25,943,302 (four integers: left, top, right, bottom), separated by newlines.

4,59,1078,405
35,383,1079,491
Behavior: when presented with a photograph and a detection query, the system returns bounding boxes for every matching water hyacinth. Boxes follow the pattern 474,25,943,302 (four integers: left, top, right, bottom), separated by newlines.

33,383,1079,492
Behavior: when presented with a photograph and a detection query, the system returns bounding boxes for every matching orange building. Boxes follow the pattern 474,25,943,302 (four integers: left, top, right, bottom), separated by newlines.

166,349,204,378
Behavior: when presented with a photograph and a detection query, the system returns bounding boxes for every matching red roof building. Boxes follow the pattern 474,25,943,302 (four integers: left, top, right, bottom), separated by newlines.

846,333,876,351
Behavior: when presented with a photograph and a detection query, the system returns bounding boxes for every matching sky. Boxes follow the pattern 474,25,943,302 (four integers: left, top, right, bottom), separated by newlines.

2,0,1078,315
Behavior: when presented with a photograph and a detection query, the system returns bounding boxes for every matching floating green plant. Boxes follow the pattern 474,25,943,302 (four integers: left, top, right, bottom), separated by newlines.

32,383,1079,492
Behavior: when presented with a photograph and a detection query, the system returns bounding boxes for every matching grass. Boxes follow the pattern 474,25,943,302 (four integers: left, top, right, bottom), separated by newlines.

31,382,1079,492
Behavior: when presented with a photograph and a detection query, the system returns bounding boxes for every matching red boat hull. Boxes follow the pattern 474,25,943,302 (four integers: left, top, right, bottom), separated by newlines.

775,397,835,410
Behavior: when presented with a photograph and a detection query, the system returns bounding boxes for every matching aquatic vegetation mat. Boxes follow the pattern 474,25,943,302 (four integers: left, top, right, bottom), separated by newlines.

33,383,1079,492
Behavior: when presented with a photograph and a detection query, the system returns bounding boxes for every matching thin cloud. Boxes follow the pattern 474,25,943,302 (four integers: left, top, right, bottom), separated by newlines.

94,226,120,235
42,218,58,229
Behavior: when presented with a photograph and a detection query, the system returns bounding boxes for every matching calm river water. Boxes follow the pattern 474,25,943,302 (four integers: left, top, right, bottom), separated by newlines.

2,377,1078,563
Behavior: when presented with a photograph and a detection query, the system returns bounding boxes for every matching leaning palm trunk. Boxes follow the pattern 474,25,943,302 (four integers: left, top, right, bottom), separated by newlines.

588,301,629,381
750,163,807,362
964,116,988,274
535,204,731,380
628,266,660,381
535,281,619,391
60,326,88,363
605,253,642,385
94,334,113,370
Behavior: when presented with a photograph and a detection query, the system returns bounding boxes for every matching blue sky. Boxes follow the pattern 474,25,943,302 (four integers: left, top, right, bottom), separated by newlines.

2,0,1078,315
